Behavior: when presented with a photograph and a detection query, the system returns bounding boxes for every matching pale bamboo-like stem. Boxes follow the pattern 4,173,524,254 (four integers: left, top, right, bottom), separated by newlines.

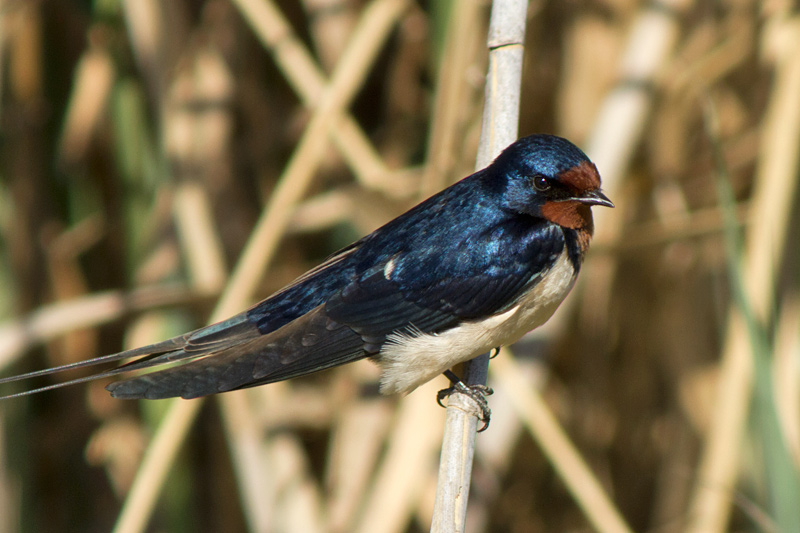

431,1,527,531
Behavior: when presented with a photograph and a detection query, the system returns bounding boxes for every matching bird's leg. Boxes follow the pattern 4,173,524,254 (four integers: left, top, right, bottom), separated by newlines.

436,369,494,431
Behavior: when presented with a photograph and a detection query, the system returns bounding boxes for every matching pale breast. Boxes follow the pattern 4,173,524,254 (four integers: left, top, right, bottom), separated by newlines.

377,250,577,394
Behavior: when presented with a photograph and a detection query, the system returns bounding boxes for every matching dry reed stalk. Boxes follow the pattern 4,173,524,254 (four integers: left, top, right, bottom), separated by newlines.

120,0,168,99
112,2,410,531
577,0,692,339
301,0,357,72
461,358,543,530
585,0,692,187
557,10,625,142
7,3,42,104
0,284,202,369
687,14,800,533
665,19,754,102
57,46,116,166
119,0,161,73
592,203,751,253
289,189,358,233
221,391,298,532
773,295,800,467
172,184,227,294
232,0,410,197
490,351,634,533
268,433,326,533
43,234,98,366
112,399,203,533
430,2,527,532
288,186,406,237
325,397,394,532
167,48,233,296
421,0,484,198
355,380,446,533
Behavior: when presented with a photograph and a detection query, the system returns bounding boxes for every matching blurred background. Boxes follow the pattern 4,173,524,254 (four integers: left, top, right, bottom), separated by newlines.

1,0,799,532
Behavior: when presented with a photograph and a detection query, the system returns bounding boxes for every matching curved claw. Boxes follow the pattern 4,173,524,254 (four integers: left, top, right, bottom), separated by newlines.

436,387,451,409
436,374,494,431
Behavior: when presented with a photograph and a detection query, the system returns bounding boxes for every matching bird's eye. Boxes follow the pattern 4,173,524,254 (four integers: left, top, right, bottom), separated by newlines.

533,175,551,191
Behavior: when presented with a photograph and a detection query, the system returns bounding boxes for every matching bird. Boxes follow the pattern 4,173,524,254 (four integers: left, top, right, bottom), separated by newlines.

0,134,613,420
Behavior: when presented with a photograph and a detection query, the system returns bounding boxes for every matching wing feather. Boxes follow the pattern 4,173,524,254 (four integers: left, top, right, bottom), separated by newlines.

106,306,367,399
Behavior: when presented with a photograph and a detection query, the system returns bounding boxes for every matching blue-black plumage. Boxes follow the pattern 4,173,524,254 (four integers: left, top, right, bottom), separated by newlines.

0,134,612,401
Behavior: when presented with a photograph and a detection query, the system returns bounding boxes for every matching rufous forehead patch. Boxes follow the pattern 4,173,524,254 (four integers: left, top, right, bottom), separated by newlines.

558,160,601,192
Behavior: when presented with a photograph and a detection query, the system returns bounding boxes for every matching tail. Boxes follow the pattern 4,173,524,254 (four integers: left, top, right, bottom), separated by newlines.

0,313,260,400
0,306,370,401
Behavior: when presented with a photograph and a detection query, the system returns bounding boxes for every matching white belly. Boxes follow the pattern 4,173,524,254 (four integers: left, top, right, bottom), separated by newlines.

377,250,577,394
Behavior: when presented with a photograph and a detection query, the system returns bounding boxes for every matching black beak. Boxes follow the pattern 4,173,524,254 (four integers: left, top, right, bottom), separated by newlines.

573,189,614,208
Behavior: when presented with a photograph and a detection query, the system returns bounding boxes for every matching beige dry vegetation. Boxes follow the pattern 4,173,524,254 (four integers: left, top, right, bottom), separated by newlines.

0,0,799,532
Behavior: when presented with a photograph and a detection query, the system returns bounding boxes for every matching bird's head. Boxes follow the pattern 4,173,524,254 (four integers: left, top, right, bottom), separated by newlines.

493,134,613,231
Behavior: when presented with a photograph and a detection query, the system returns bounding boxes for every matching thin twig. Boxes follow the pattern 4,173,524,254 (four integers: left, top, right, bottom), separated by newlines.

431,1,527,531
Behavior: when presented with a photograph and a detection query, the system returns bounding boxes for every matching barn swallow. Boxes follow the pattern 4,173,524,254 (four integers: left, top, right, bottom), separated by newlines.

0,134,612,418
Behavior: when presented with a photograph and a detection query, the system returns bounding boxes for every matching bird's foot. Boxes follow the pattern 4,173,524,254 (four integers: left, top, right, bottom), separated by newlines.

437,370,494,432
